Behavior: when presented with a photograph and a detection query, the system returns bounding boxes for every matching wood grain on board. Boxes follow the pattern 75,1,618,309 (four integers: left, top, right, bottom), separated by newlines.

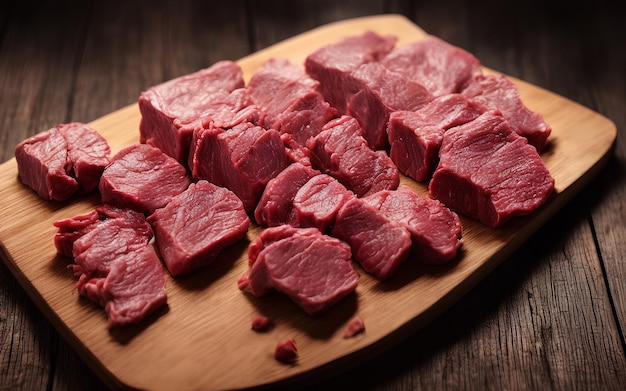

0,15,617,390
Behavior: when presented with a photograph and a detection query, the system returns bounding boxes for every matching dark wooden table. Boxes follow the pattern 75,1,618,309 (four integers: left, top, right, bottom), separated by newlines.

1,0,625,389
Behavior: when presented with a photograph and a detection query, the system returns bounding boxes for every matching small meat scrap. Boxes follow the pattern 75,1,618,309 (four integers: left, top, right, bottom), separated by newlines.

240,226,359,315
331,197,411,280
189,121,292,213
139,61,250,166
429,110,555,227
147,180,250,276
365,186,463,265
251,315,271,332
99,143,191,215
306,116,399,198
54,205,167,328
14,122,110,201
274,339,298,363
343,316,365,338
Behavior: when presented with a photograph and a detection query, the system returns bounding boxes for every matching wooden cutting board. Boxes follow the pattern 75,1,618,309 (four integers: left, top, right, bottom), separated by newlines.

0,14,617,390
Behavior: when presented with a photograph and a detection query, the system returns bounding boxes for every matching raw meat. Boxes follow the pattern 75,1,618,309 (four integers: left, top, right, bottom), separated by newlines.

247,57,337,147
138,61,248,165
147,180,250,276
462,74,552,151
381,36,483,96
364,186,463,265
189,122,292,212
274,339,298,363
239,226,359,315
14,122,110,201
331,197,412,280
343,316,365,338
306,116,399,198
292,174,355,233
99,143,191,215
387,94,483,182
429,110,555,227
305,31,397,113
254,162,320,227
251,315,271,332
58,205,167,328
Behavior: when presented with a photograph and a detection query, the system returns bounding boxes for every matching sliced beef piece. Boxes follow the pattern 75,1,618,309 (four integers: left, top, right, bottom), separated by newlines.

292,174,355,233
330,197,412,280
387,94,483,182
274,339,298,363
381,36,483,96
147,180,250,276
99,143,191,215
14,122,110,201
247,58,337,148
60,206,167,328
138,61,248,165
306,116,399,198
344,62,433,149
343,316,365,338
254,162,320,227
305,31,397,113
461,74,551,151
429,110,555,227
239,226,359,315
364,186,463,265
190,122,292,213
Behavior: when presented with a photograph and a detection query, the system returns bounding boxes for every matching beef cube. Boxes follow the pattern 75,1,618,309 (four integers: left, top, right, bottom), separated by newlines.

190,122,292,213
14,122,110,201
254,162,320,227
381,36,483,96
305,31,397,113
364,186,463,265
239,226,359,315
147,180,250,276
429,110,555,227
331,197,412,280
247,58,337,147
387,94,483,182
462,74,552,151
99,143,191,215
138,61,247,165
60,206,167,328
306,116,399,197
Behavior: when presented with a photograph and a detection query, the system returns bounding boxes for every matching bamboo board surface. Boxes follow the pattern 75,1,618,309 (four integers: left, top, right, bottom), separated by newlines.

0,15,617,390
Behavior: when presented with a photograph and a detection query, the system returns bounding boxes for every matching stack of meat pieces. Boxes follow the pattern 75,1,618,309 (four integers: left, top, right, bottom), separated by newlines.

15,30,556,323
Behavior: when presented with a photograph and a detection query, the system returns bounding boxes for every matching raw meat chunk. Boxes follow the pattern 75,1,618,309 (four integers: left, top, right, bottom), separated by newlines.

429,110,555,227
331,197,411,280
254,162,320,227
247,58,337,147
14,122,110,201
387,94,483,182
365,186,463,265
274,339,298,363
59,206,167,328
381,36,483,96
343,316,365,338
189,122,292,212
292,174,355,232
306,116,399,198
100,143,191,215
138,61,248,165
239,226,359,315
147,180,250,276
462,74,551,151
305,31,397,113
251,315,271,331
